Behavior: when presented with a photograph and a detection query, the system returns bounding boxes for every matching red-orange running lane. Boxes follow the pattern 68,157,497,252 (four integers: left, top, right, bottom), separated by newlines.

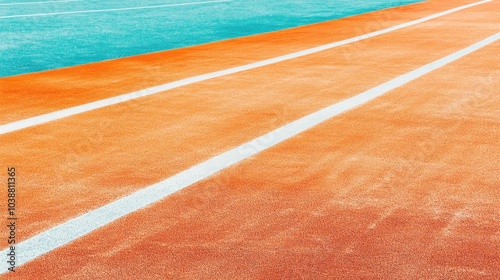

12,39,499,279
0,0,498,278
0,0,485,124
0,0,498,246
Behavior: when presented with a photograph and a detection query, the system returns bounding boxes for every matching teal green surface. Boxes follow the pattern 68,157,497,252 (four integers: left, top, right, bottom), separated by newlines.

0,0,421,77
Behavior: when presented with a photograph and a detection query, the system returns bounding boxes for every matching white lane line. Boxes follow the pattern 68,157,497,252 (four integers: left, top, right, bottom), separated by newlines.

1,32,498,274
0,0,491,135
0,0,78,6
0,0,229,19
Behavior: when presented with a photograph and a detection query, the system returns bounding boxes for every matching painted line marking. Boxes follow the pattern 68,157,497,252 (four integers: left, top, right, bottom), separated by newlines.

0,0,78,6
0,0,491,135
0,0,230,19
1,32,498,274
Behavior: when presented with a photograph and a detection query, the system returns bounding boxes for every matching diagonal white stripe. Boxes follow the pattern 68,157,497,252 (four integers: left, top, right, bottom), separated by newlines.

0,0,230,19
0,0,78,6
0,0,492,135
1,31,498,274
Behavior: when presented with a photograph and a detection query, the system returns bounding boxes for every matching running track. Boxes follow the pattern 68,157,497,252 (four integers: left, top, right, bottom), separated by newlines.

0,0,499,278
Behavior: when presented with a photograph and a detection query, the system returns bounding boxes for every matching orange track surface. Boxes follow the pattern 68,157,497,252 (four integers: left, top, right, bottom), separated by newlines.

0,0,499,278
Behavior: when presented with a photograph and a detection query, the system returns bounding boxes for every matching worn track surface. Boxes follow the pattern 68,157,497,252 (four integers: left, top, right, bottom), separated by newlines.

0,0,498,278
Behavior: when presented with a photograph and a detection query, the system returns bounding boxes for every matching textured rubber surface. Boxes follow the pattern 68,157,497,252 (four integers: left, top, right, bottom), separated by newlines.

0,0,420,77
0,0,498,278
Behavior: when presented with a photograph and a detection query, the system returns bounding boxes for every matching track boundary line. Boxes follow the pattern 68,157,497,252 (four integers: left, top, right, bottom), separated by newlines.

0,0,492,135
0,0,230,19
0,0,78,6
1,32,498,274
